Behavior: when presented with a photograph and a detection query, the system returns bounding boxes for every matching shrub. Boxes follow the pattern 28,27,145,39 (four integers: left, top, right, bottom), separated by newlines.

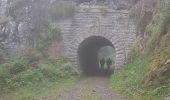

142,48,170,86
41,58,78,81
0,56,78,93
59,62,79,78
8,58,28,75
35,23,61,57
41,64,61,82
0,43,7,64
15,69,45,86
0,65,11,90
23,48,42,68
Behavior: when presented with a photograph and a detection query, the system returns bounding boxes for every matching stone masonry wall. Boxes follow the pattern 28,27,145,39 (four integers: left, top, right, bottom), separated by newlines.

59,5,136,70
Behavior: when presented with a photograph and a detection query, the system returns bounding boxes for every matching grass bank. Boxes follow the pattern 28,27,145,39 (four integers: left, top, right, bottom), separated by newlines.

0,56,79,100
111,0,170,99
111,51,170,100
1,78,76,100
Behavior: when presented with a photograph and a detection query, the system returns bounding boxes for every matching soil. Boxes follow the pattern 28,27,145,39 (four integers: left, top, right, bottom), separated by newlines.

57,76,124,100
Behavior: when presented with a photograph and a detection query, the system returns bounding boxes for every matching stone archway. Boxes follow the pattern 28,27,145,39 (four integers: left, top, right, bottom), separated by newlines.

59,5,136,72
77,36,114,74
74,33,126,71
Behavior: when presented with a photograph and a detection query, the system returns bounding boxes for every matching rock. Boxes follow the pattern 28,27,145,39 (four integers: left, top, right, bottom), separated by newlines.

92,89,96,92
165,59,170,65
166,96,170,100
0,0,66,57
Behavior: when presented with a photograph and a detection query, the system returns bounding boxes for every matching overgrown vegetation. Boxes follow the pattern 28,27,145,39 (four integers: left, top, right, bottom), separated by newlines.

111,0,170,100
0,56,78,99
1,78,76,100
0,22,78,99
33,23,62,57
0,56,78,91
111,53,170,100
0,0,77,99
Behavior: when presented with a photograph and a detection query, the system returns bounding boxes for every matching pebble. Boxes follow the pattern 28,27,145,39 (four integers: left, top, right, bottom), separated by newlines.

166,96,170,100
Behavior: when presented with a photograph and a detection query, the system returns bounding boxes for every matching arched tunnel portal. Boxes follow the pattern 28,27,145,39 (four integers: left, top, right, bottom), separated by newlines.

78,36,115,75
59,5,136,74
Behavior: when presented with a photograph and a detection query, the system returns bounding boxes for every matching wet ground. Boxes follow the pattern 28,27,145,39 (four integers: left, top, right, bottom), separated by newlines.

57,76,124,100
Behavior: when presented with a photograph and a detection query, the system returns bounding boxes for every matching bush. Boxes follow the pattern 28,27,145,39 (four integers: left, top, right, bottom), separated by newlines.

0,43,7,64
0,57,29,81
8,58,28,75
35,23,61,57
41,58,78,81
24,48,42,68
41,64,61,82
0,65,11,90
61,63,79,76
142,48,170,86
15,69,45,86
0,56,78,93
0,57,29,91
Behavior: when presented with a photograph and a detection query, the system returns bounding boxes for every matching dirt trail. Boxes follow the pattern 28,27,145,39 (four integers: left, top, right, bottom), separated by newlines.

57,76,124,100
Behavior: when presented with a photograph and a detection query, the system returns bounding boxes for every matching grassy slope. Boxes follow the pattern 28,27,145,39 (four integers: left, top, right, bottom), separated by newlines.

1,78,77,100
111,0,170,100
0,56,79,100
111,54,170,100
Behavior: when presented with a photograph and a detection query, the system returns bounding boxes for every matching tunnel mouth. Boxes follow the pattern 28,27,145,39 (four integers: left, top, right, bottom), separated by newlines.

77,36,115,76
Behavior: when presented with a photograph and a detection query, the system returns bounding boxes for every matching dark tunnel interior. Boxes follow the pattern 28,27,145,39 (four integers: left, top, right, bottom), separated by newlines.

78,36,115,76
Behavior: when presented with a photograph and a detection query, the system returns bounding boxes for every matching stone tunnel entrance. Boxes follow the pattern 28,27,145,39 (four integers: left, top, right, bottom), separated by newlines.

78,36,115,76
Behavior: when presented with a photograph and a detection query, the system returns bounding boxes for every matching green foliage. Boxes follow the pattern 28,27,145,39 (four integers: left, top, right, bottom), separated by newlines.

8,58,28,75
111,1,170,99
0,65,10,89
111,54,170,100
145,22,162,52
0,14,73,94
0,43,7,63
0,0,77,98
0,55,78,94
41,59,78,82
2,78,76,100
144,0,170,52
143,48,170,86
34,23,61,57
129,6,141,24
7,68,44,89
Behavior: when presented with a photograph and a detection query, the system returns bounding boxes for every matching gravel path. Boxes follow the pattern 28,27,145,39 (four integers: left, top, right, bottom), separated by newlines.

57,76,124,100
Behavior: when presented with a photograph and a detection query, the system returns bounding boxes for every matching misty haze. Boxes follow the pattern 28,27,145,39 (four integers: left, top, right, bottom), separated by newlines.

0,0,169,100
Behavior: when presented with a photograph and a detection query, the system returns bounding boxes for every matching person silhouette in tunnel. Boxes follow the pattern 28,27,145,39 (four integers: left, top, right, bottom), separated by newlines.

100,58,105,69
107,58,112,70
